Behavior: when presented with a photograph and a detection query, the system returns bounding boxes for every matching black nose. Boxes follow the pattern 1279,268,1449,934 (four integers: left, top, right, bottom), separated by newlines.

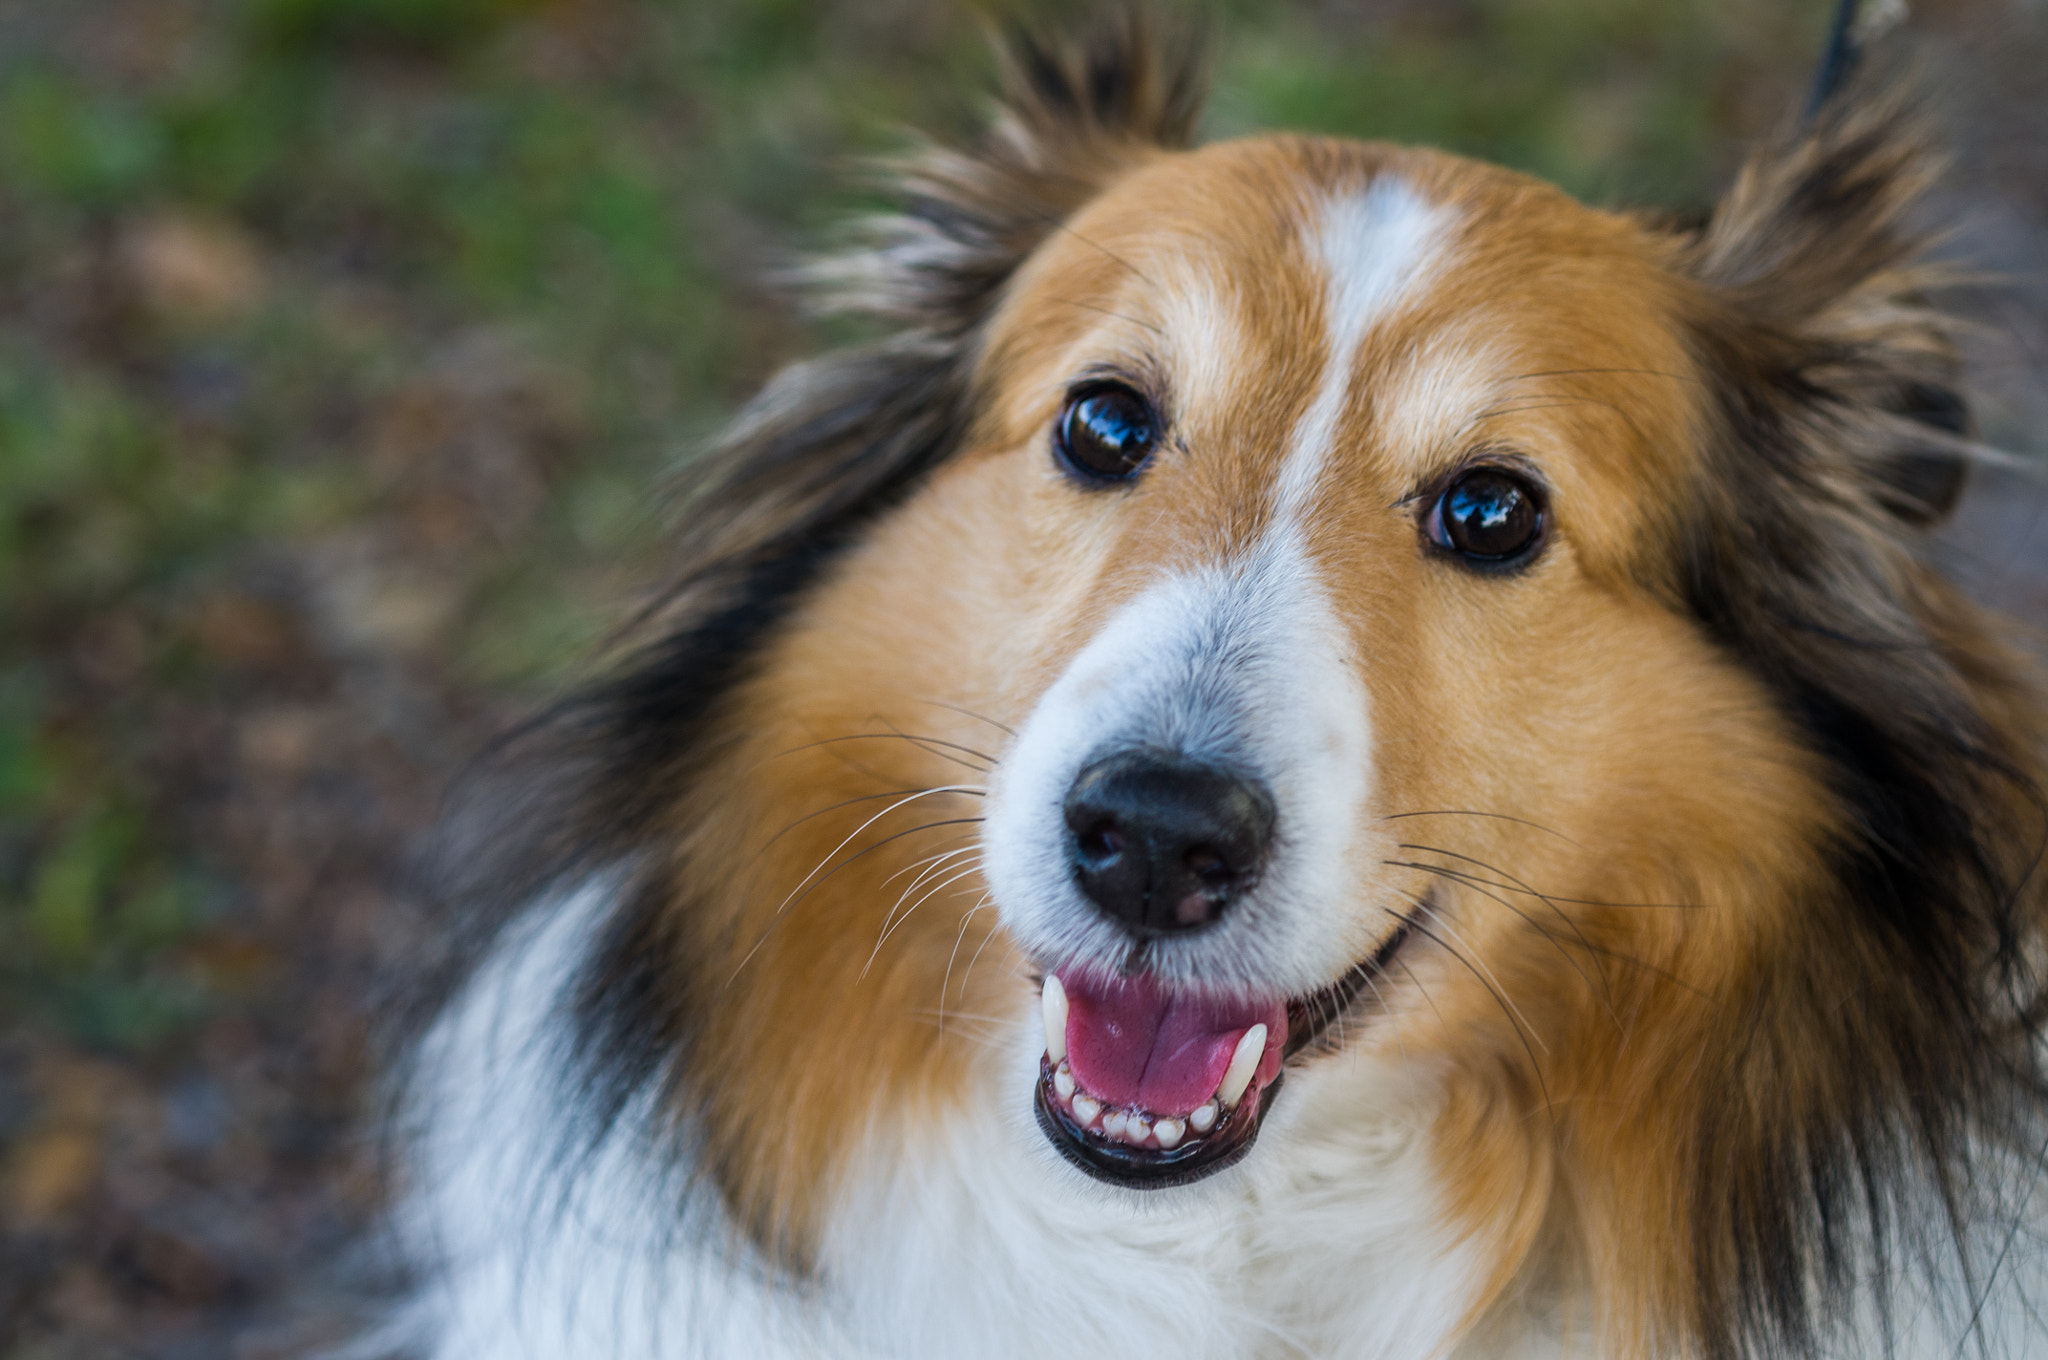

1062,751,1276,937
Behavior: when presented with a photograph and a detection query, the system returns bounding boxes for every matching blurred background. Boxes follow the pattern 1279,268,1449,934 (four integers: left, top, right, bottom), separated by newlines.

0,1,2042,1355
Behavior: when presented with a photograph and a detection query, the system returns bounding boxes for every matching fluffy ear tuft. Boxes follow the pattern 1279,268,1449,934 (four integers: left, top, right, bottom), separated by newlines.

995,9,1208,162
1690,91,1939,321
811,8,1208,331
1681,87,1973,524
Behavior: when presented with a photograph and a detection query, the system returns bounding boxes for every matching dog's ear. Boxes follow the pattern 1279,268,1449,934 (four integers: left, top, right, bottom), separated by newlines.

1680,89,1972,525
811,8,1207,332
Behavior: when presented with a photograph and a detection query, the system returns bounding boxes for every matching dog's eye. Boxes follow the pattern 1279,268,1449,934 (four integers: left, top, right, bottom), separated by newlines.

1427,466,1545,566
1055,384,1158,483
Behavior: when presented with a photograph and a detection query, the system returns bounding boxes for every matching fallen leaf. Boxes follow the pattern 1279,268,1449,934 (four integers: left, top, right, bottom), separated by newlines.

120,211,265,320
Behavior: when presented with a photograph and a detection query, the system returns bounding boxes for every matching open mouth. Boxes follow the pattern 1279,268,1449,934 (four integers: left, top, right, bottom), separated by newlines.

1032,918,1414,1189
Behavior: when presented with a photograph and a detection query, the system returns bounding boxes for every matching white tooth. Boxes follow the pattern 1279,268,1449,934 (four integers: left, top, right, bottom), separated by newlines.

1125,1113,1151,1143
1189,1100,1218,1133
1103,1110,1128,1139
1054,1063,1076,1099
1072,1093,1100,1127
1218,1024,1266,1108
1041,975,1068,1064
1154,1118,1184,1149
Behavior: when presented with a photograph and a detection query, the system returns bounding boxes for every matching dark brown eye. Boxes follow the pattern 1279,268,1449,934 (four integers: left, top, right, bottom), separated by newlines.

1055,383,1158,483
1428,466,1545,566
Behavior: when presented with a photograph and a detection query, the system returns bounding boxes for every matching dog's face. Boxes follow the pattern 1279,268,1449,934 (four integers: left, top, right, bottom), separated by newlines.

921,136,1827,1188
534,31,2042,1354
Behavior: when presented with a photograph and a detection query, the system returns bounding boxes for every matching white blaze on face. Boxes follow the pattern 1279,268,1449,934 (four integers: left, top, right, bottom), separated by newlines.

1277,177,1458,519
984,175,1457,998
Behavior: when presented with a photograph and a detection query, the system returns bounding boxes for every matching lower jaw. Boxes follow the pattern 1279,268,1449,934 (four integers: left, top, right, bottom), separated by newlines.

1030,916,1415,1190
1032,1056,1276,1189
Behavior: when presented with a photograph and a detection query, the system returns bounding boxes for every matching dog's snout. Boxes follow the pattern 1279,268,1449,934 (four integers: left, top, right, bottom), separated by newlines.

1062,751,1276,937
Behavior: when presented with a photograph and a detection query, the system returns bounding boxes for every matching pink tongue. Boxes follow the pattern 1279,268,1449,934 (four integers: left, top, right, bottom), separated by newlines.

1058,970,1286,1116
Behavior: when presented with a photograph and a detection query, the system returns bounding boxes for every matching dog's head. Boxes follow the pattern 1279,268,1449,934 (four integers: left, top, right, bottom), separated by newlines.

524,18,2046,1357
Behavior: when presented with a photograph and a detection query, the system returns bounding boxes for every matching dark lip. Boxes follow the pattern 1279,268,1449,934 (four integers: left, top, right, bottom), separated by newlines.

1033,914,1415,1190
1034,1060,1278,1188
1284,914,1416,1057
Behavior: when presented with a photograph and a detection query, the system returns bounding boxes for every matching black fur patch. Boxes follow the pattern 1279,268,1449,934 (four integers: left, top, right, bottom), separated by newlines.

1678,87,2048,1360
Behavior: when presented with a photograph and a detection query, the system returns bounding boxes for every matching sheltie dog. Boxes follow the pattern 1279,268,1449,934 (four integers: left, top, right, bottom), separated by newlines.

385,15,2048,1360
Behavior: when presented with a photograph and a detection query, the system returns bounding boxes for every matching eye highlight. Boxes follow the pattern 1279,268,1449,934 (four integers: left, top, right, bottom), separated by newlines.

1054,383,1159,484
1424,464,1546,568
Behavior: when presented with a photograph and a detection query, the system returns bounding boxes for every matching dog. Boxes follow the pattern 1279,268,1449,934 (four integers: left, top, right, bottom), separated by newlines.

381,15,2048,1359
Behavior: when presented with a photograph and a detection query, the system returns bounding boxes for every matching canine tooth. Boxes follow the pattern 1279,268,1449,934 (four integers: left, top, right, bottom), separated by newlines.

1189,1100,1218,1133
1041,975,1068,1064
1154,1118,1184,1149
1125,1113,1151,1143
1218,1024,1266,1109
1103,1110,1128,1139
1054,1062,1076,1100
1072,1093,1100,1127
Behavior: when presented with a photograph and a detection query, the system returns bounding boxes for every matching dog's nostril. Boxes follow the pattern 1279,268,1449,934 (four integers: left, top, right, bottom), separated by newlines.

1185,847,1231,885
1076,825,1124,868
1061,751,1276,938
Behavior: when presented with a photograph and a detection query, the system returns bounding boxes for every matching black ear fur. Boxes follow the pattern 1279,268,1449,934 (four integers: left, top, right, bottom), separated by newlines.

1683,87,1974,528
809,8,1205,330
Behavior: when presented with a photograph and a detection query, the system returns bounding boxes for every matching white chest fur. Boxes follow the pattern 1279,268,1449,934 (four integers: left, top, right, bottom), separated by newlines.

383,888,1589,1360
818,1046,1524,1360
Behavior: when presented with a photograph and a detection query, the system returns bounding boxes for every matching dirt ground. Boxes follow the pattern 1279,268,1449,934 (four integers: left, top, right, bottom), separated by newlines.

1,3,2043,1358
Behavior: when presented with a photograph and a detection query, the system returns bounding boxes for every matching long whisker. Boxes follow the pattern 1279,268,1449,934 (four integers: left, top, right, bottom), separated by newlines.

872,717,998,772
774,786,980,917
1046,296,1165,337
1390,858,1622,1032
1039,212,1156,288
1380,808,1581,847
863,860,986,979
1392,857,1700,989
870,843,983,954
1358,970,1414,1081
778,817,984,920
1384,898,1553,1111
955,902,1006,1001
771,732,994,772
1388,849,1616,998
726,815,985,985
872,852,985,958
878,839,983,893
1386,890,1546,1055
1392,953,1446,1029
909,699,1016,737
755,786,983,862
939,897,995,1032
1392,844,1707,910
